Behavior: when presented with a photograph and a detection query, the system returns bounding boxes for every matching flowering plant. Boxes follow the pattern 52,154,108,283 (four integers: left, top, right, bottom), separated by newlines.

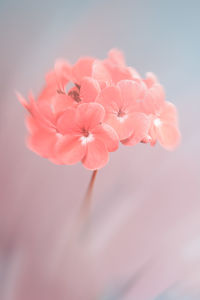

18,49,180,171
17,48,181,223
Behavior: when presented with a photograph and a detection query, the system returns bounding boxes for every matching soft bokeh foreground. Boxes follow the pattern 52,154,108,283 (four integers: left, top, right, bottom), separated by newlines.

0,0,200,299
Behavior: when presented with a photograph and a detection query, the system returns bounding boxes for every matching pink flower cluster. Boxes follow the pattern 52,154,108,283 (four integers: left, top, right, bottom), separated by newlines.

18,49,181,170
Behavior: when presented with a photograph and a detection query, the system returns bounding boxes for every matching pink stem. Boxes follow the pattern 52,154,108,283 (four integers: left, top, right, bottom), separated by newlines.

80,170,98,222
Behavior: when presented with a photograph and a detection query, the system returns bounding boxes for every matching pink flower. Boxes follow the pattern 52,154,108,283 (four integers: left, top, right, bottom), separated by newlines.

17,91,60,158
93,49,141,86
36,60,75,118
72,57,95,85
37,49,142,110
44,59,72,95
143,72,159,88
64,76,100,107
18,49,181,170
143,84,181,150
96,80,149,144
18,92,119,169
149,101,181,150
40,59,100,108
56,103,119,170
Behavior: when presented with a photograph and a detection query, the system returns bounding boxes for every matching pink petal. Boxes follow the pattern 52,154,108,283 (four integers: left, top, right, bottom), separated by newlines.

24,92,54,129
160,101,179,125
144,72,158,88
55,135,86,165
79,77,100,103
104,63,134,84
148,119,157,146
128,67,141,80
121,113,150,146
54,59,72,90
96,86,122,113
104,113,136,141
92,123,119,152
45,70,58,87
27,127,57,158
76,103,105,130
16,91,29,110
37,100,55,123
40,89,68,118
117,80,146,107
55,59,72,77
51,93,74,114
26,115,42,134
72,57,95,84
37,85,56,104
143,84,166,114
157,123,181,150
82,139,109,170
56,108,77,134
108,48,126,66
92,60,112,85
46,59,71,89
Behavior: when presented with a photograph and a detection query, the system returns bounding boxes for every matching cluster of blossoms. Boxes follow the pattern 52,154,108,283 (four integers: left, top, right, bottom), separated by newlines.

18,49,181,170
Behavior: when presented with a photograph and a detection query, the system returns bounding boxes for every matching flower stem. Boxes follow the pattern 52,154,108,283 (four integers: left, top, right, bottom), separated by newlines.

80,170,98,222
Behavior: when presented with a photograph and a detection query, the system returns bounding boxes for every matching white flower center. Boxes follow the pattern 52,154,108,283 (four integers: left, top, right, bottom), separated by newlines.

117,114,128,123
154,118,162,127
80,133,94,145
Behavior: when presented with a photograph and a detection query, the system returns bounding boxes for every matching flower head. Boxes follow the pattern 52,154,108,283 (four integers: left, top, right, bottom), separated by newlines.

18,49,181,170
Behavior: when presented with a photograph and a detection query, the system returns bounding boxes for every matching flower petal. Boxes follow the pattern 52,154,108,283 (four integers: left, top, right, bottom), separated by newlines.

121,113,150,146
157,123,181,150
144,84,165,114
16,91,29,110
76,103,105,130
117,80,146,107
45,60,72,93
160,101,179,125
24,92,54,128
27,126,57,158
92,123,119,152
96,86,122,113
148,119,157,146
51,93,74,114
144,72,159,88
104,63,134,84
128,67,141,80
55,135,86,165
72,57,95,84
79,77,100,103
108,48,126,66
55,59,72,78
82,139,109,170
92,60,112,84
56,108,77,134
104,114,136,141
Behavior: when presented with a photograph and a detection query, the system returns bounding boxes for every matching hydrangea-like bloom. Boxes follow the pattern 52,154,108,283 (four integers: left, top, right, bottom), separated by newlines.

18,49,181,170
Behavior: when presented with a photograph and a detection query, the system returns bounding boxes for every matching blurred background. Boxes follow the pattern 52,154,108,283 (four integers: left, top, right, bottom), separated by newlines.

0,0,200,299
